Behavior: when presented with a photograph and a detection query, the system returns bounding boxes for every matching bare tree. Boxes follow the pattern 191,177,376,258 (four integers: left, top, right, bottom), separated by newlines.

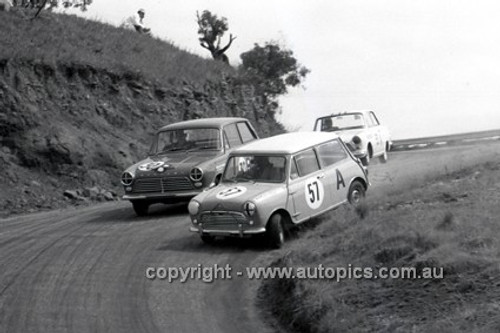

196,10,236,65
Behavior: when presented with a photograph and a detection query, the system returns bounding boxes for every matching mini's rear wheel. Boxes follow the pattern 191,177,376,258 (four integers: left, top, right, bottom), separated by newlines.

348,180,366,205
132,201,150,216
267,214,285,249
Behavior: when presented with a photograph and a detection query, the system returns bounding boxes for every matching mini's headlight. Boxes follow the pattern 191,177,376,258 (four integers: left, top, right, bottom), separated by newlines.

352,136,362,145
121,171,134,186
188,200,200,215
243,202,256,216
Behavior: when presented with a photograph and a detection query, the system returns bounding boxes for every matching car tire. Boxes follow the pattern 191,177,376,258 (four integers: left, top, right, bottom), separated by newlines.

379,150,388,163
360,153,370,166
267,214,285,249
200,234,215,244
132,201,149,216
348,180,366,205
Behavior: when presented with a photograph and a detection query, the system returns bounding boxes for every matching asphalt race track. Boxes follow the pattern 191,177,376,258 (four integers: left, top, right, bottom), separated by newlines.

1,140,499,333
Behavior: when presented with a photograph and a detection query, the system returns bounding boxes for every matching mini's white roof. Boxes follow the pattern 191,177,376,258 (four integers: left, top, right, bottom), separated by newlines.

233,132,340,155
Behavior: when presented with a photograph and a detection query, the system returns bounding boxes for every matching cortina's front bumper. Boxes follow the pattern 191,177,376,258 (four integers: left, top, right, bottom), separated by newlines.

122,191,201,200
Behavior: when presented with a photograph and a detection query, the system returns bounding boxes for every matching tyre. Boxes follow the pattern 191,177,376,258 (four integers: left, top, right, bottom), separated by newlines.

348,180,366,205
266,214,285,249
200,234,215,244
360,154,370,166
361,145,373,166
132,201,149,216
379,150,388,163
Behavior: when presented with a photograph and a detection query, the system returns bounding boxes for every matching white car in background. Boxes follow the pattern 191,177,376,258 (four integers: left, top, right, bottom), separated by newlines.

314,110,392,166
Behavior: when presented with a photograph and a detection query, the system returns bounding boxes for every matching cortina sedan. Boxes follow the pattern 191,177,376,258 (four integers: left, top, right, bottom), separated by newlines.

121,117,259,216
188,131,369,248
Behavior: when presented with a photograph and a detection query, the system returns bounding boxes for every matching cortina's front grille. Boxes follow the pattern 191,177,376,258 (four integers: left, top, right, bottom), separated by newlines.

132,177,194,193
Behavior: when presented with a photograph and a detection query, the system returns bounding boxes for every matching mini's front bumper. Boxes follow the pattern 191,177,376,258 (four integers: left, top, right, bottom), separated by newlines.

189,225,267,236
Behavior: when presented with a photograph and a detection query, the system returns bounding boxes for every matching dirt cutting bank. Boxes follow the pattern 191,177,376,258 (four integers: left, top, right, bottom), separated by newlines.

0,59,283,216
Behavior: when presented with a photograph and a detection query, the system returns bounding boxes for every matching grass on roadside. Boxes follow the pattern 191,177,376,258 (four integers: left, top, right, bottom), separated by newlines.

259,161,500,332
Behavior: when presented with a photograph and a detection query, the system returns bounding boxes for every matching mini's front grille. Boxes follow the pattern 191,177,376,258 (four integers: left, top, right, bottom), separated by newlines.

200,211,248,228
132,177,194,193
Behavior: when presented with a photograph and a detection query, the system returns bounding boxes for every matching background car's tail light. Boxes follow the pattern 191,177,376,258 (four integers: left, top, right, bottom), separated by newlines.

189,167,204,182
121,172,134,186
352,136,362,145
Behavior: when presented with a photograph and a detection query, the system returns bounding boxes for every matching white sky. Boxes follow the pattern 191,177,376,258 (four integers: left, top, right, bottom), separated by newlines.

62,0,500,139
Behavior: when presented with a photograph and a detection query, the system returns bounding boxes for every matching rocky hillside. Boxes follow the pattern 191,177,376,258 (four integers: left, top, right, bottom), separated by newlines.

0,9,284,216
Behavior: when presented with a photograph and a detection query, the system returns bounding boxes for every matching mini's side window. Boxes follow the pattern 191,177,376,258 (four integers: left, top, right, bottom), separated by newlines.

290,158,299,179
224,123,243,148
293,149,320,177
317,140,347,167
237,122,257,143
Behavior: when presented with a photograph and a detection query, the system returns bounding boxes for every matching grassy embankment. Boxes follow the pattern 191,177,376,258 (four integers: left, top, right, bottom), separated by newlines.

0,9,228,83
259,160,500,332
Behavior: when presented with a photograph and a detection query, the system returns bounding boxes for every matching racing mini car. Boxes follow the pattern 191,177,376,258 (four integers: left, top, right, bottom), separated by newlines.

314,110,392,165
188,131,369,248
121,117,259,216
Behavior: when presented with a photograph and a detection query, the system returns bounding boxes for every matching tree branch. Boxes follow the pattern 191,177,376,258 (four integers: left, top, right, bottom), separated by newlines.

32,0,49,20
219,34,236,54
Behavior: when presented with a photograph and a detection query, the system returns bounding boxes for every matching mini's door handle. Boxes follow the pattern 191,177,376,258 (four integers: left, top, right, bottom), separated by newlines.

317,174,325,179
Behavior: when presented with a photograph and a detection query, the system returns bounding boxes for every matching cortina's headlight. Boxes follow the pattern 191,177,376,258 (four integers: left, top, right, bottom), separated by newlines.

188,200,200,215
121,171,134,186
352,136,362,145
243,202,256,216
190,167,204,182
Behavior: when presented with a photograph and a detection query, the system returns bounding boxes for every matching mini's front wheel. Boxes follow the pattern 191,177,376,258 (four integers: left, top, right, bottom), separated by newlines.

266,214,285,249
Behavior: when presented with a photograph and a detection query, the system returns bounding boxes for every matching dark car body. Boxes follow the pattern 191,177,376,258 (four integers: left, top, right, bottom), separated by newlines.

121,117,259,215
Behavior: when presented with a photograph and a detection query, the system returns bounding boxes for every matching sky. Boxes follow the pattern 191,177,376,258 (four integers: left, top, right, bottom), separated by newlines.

60,0,500,139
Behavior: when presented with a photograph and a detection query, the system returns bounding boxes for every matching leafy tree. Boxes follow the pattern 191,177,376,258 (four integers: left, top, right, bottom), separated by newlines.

239,42,310,101
12,0,93,14
196,10,236,64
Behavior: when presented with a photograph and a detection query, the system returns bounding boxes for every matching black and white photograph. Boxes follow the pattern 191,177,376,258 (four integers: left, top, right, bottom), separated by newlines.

1,1,500,332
